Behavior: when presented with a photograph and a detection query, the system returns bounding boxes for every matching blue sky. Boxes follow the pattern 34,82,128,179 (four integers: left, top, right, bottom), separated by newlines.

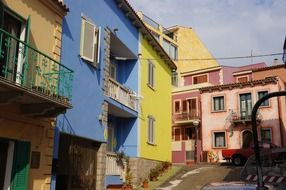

128,0,286,66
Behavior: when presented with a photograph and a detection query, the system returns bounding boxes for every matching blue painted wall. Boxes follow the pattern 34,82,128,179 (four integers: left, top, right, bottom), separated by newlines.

57,0,139,142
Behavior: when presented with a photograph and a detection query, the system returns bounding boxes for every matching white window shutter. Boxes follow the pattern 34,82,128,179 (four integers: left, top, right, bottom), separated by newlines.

80,18,96,62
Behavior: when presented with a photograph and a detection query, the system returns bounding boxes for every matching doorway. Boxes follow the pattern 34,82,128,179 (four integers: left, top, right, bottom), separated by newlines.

242,130,253,148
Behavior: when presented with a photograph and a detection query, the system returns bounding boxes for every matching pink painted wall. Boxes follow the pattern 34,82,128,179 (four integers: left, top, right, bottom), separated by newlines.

183,70,220,86
200,82,281,161
172,142,186,163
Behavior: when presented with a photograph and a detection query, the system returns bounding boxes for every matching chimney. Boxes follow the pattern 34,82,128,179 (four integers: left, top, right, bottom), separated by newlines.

272,58,278,66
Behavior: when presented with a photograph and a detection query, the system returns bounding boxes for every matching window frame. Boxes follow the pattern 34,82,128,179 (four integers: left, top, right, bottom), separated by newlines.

212,131,227,148
173,100,181,114
261,128,272,143
147,115,155,145
147,59,155,89
80,16,100,66
236,76,249,83
192,73,208,85
173,127,181,141
257,91,269,107
212,95,225,112
109,61,117,80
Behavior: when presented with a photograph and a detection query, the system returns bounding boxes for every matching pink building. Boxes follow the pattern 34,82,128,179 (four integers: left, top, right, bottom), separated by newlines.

200,75,285,162
171,63,267,164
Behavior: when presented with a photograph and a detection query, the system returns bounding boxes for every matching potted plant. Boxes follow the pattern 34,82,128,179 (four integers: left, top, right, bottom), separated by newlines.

122,156,133,190
149,168,159,181
142,178,149,189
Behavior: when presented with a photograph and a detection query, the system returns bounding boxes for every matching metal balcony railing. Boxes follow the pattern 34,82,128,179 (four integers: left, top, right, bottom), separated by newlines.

108,78,138,111
231,110,252,122
0,29,73,101
106,152,125,176
174,110,200,123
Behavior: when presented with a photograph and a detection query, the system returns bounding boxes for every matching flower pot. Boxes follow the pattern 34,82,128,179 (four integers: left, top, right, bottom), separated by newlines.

142,181,148,189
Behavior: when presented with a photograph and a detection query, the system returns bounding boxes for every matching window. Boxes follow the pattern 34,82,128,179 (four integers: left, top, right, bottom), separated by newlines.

147,60,155,88
173,128,181,141
237,76,248,83
109,62,117,80
182,127,195,140
174,101,180,113
261,128,272,143
258,91,269,106
148,116,155,144
240,93,252,119
213,132,226,148
213,96,224,111
80,17,100,66
193,74,207,84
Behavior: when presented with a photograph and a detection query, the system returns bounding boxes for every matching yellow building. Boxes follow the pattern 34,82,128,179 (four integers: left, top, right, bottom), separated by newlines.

0,1,72,190
139,35,174,162
137,12,219,86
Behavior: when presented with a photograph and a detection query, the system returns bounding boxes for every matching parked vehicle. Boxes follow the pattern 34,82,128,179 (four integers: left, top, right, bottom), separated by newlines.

201,181,276,190
222,143,278,166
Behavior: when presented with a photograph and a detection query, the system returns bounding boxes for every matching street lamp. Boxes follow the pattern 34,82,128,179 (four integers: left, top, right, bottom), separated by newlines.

193,120,200,163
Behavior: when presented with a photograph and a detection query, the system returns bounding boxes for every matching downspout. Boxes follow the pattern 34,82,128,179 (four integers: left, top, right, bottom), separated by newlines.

277,82,284,146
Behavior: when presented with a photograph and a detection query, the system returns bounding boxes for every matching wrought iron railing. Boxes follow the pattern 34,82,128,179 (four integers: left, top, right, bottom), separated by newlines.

0,29,73,101
231,110,252,122
174,110,200,122
108,78,138,111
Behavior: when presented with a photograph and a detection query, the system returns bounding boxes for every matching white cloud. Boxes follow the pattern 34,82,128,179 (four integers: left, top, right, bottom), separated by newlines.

128,0,286,66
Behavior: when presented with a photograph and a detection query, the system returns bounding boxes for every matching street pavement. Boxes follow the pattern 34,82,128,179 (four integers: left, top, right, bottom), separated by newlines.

156,163,243,190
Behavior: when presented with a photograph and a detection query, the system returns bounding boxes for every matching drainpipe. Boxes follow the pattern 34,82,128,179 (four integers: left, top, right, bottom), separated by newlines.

277,83,284,146
252,91,286,190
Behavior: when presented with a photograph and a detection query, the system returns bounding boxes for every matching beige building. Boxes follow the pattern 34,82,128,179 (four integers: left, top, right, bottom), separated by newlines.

0,1,72,190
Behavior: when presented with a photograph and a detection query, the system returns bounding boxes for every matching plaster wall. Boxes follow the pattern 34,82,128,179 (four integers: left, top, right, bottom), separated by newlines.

201,83,281,161
0,105,55,190
139,35,172,162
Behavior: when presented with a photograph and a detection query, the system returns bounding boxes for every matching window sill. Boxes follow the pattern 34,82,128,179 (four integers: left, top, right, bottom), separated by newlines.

146,142,156,146
259,105,270,109
212,146,227,149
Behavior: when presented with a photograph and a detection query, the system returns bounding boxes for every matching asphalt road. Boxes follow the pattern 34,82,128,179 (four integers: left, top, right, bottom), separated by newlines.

157,163,243,190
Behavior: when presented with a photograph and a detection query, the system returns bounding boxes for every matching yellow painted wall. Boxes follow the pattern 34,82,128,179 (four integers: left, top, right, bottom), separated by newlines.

3,0,64,61
0,105,55,190
174,26,219,73
139,35,172,162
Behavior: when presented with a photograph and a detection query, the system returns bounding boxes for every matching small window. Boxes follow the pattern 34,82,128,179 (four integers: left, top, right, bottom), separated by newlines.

213,132,226,148
237,76,248,83
213,96,224,111
148,60,155,88
258,91,269,106
107,127,114,152
172,71,178,86
148,116,155,144
193,74,207,84
182,127,195,140
173,128,181,141
80,17,100,66
174,101,180,113
261,128,272,143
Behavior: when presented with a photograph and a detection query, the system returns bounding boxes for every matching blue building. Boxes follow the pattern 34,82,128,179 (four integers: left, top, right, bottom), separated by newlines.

51,0,140,189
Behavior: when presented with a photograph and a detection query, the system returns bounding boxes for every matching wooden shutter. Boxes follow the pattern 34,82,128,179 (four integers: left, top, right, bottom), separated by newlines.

80,18,96,63
10,141,30,190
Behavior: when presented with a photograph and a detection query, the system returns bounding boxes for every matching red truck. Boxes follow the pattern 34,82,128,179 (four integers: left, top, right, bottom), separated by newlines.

222,143,279,166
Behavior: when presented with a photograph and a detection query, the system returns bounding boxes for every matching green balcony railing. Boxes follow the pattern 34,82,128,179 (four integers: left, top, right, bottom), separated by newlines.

0,28,73,101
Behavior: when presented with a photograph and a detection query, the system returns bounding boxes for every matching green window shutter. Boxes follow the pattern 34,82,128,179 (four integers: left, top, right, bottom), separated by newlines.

24,16,30,44
10,141,31,190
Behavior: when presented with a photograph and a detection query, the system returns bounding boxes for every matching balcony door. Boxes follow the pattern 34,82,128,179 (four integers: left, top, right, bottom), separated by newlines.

239,93,252,120
0,6,30,83
182,99,197,119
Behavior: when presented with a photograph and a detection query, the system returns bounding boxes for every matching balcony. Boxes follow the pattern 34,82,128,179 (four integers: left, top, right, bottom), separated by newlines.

173,110,200,124
0,28,73,117
108,78,138,111
231,110,261,124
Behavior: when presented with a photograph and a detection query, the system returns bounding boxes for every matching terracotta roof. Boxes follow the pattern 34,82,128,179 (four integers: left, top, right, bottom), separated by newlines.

200,77,277,93
52,0,69,12
114,0,177,70
252,64,285,72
